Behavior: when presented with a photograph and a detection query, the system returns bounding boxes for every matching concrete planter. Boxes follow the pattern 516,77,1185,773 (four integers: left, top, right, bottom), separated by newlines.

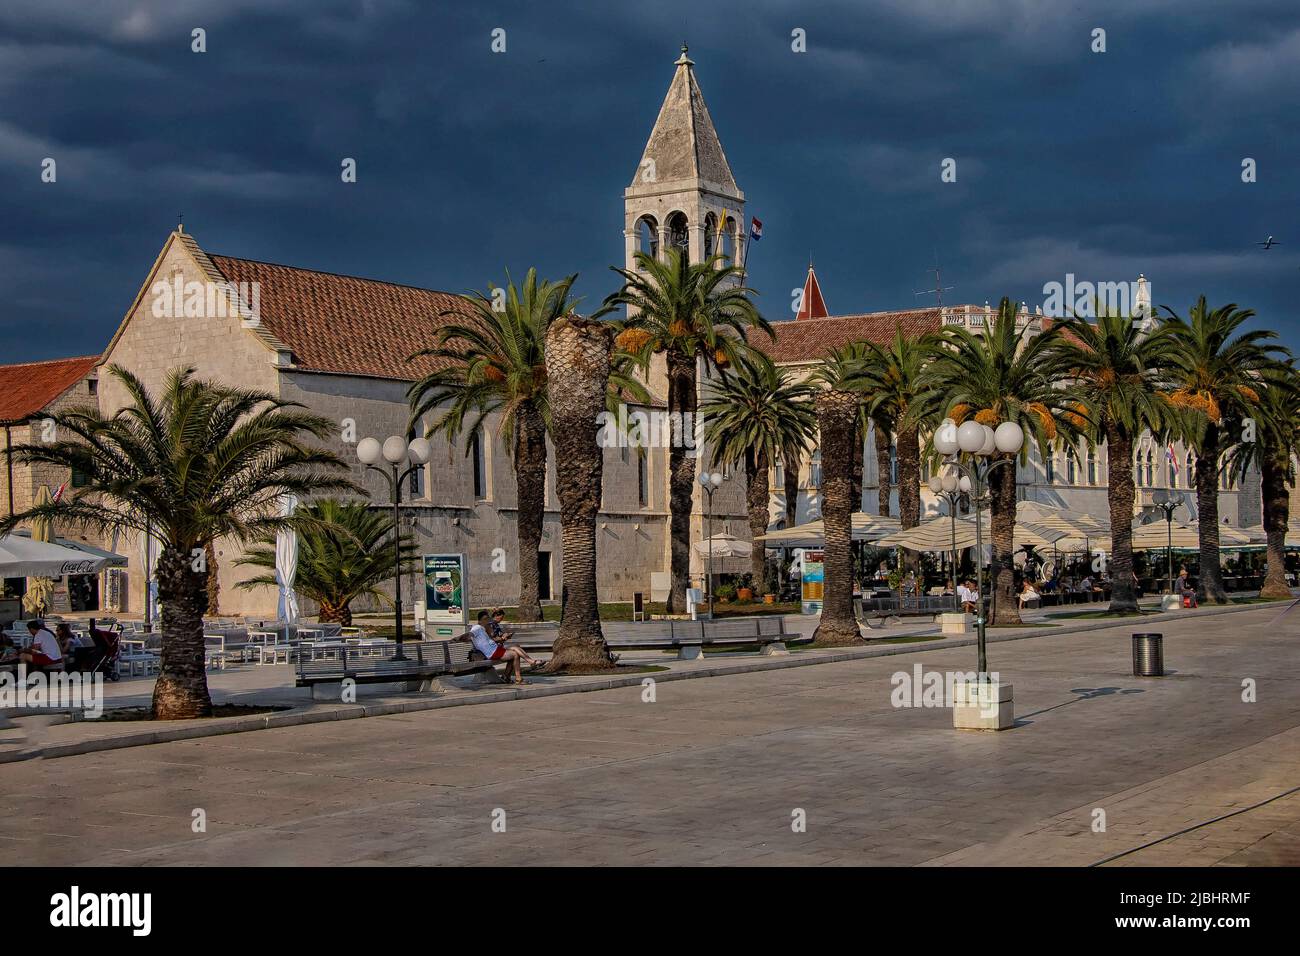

938,612,971,635
1160,594,1182,611
952,680,1014,731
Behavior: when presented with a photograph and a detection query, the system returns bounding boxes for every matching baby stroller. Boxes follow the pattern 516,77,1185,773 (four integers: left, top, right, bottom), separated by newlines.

85,623,123,681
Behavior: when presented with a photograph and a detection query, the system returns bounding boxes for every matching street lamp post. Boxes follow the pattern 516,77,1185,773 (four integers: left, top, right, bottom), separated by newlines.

931,418,1025,679
356,435,432,660
926,471,963,602
1157,494,1184,594
697,470,725,619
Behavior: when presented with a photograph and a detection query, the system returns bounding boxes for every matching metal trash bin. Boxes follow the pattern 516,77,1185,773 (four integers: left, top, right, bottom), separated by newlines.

1132,632,1164,677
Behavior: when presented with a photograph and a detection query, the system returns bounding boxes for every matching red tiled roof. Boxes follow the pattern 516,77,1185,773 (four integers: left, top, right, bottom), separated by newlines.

0,356,99,423
796,265,830,320
208,255,478,382
761,309,943,363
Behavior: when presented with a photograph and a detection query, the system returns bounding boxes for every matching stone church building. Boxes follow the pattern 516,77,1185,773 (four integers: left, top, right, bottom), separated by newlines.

2,46,1273,619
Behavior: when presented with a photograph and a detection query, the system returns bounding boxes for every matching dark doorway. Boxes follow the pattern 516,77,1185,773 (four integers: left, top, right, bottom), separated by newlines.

538,551,552,601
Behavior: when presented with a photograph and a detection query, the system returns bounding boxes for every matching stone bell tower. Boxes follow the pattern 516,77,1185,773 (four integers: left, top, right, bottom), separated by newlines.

624,45,746,274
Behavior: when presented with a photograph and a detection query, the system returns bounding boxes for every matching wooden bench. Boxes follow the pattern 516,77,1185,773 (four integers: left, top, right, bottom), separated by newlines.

295,639,500,700
504,616,797,660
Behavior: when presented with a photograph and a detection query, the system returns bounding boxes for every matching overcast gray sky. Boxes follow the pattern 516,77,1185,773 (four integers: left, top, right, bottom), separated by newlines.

2,0,1297,361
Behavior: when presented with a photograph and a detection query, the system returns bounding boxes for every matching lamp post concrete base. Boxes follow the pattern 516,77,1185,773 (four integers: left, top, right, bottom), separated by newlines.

952,680,1015,731
938,612,971,635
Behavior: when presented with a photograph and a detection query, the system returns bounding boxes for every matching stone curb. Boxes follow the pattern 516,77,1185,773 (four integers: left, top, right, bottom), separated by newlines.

6,598,1290,762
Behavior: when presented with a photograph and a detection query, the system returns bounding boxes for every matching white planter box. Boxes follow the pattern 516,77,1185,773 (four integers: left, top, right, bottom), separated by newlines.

952,680,1014,731
938,612,971,635
1160,594,1182,611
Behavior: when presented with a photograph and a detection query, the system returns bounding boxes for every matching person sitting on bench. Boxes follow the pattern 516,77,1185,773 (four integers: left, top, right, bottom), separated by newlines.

466,610,540,684
1177,567,1198,607
958,580,979,615
1018,579,1041,609
19,620,64,671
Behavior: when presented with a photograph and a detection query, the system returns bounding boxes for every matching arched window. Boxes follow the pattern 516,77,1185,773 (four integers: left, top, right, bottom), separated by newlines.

1134,450,1142,487
721,221,737,264
703,213,717,258
810,448,822,489
1045,451,1055,484
666,211,689,255
1145,450,1154,487
635,215,659,262
1066,448,1077,485
889,444,898,484
1185,452,1194,489
1086,450,1097,485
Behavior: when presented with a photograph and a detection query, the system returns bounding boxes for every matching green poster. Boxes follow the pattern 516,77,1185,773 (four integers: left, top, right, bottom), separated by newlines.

424,554,467,625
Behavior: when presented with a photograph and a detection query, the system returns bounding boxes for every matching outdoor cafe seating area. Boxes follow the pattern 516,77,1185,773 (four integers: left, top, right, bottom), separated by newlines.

1,614,391,680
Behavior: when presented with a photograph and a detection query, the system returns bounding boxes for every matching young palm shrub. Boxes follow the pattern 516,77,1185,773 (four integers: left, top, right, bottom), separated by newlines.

1161,297,1286,603
544,316,618,671
851,328,941,531
1051,309,1173,613
701,349,817,585
236,499,418,626
408,270,579,622
1225,362,1300,599
0,366,353,718
809,347,867,645
603,248,770,613
924,299,1073,625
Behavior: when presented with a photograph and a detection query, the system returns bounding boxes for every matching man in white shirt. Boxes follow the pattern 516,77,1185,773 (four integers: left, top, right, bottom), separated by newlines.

464,610,539,684
20,620,64,670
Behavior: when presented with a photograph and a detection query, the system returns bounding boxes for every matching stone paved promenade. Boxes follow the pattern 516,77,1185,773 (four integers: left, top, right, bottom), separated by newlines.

2,602,1298,866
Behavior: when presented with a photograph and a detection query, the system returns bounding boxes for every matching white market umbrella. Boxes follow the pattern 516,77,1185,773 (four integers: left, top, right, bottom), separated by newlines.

693,533,752,559
275,495,300,631
756,512,902,546
1130,520,1252,551
876,514,1067,552
0,534,111,578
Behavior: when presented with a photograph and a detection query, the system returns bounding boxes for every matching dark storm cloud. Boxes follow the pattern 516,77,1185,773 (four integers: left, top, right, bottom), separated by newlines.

1,0,1297,361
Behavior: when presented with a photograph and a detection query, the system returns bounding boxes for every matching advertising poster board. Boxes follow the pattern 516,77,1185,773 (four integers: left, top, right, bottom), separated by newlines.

424,554,467,635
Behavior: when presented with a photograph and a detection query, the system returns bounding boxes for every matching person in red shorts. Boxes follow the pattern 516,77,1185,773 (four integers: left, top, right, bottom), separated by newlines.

19,620,64,670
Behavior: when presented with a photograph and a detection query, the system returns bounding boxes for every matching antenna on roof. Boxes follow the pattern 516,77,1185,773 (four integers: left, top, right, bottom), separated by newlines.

177,213,184,234
914,260,953,309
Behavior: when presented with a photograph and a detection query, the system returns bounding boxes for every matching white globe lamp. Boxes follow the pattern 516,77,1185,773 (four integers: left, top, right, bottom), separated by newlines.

994,421,1025,454
956,421,985,454
382,435,408,464
356,437,382,465
934,419,959,456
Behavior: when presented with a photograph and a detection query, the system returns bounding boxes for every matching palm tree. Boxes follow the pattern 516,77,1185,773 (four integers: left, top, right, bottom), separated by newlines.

1226,362,1300,599
924,299,1073,625
543,316,617,671
1161,297,1286,603
1052,309,1173,613
604,248,769,613
853,328,941,532
236,499,418,625
700,349,817,585
871,411,892,517
0,366,352,718
408,270,578,622
809,347,866,645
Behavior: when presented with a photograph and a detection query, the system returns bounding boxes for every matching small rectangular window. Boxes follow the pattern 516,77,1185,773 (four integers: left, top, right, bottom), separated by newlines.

87,379,98,396
71,468,89,489
638,451,648,507
409,465,425,497
471,431,486,499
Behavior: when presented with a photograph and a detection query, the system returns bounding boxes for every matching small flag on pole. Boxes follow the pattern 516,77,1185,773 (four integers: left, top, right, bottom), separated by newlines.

1166,443,1179,477
717,208,729,239
750,216,763,241
51,481,67,503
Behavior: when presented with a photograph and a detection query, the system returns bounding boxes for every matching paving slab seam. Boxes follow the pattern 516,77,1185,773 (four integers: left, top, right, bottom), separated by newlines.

5,598,1291,762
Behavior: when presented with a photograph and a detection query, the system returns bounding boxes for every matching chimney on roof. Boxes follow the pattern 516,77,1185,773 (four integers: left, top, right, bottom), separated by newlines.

796,263,830,321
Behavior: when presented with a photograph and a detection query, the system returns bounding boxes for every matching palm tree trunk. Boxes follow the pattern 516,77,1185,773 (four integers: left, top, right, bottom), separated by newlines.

874,417,892,516
898,427,921,528
990,454,1021,625
151,545,212,719
1195,425,1228,604
318,599,351,626
1260,453,1292,599
746,447,770,586
205,540,219,614
1106,428,1138,612
813,389,862,645
850,419,864,511
543,317,617,671
783,447,801,528
513,403,547,622
665,350,697,614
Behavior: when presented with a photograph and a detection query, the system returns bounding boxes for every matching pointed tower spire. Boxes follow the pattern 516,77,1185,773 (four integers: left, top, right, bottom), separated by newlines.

630,46,737,191
796,264,830,321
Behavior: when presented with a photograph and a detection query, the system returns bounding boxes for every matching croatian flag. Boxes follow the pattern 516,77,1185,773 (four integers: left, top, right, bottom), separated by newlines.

750,217,763,241
51,481,68,503
1166,443,1179,477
